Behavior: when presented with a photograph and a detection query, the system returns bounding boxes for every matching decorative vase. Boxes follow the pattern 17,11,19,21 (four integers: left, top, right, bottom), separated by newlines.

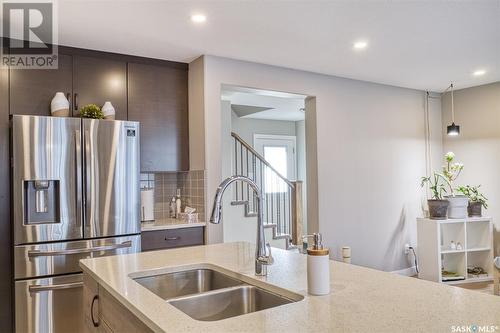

427,199,449,220
50,92,70,117
445,195,469,219
468,201,482,217
102,101,115,120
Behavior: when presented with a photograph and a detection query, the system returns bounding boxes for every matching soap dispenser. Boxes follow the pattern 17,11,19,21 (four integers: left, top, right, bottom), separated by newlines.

303,233,330,295
175,188,182,218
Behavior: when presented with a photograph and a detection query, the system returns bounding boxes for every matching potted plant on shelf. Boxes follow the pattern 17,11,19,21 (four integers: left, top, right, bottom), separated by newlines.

442,152,468,219
79,104,104,119
421,172,449,219
457,185,488,217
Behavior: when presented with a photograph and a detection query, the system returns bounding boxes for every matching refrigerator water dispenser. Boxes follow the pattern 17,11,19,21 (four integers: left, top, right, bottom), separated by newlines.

23,180,61,224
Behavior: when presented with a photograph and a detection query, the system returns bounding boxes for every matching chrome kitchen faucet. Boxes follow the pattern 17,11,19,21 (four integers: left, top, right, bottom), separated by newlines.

209,176,274,276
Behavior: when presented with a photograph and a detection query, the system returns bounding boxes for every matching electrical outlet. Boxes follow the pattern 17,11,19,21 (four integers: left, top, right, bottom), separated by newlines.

404,243,410,255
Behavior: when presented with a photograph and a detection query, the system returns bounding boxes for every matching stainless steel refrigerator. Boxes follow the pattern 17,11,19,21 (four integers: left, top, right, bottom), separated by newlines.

11,115,141,333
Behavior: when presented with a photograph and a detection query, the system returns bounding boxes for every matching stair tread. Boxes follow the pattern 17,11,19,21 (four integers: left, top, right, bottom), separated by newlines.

274,235,291,240
231,200,248,206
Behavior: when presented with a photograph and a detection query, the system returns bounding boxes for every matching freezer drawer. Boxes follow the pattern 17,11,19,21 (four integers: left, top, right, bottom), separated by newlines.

15,234,141,279
83,119,140,238
15,273,84,333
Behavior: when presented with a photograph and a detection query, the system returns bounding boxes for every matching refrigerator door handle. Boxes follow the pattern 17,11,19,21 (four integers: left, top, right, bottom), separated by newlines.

27,240,132,257
75,129,82,227
28,282,83,293
84,129,91,230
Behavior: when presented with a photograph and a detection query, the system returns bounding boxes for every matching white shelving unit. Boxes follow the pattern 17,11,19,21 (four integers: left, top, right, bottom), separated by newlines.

417,217,493,285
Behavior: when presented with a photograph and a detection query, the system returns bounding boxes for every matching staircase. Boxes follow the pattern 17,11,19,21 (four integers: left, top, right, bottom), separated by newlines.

230,132,303,250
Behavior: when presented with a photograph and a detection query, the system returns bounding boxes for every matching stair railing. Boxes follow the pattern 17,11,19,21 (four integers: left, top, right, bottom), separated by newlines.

231,132,303,248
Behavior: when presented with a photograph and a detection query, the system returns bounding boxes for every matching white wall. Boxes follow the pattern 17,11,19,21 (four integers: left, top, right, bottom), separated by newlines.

191,55,442,271
442,82,500,256
188,57,205,170
295,120,307,233
220,100,254,243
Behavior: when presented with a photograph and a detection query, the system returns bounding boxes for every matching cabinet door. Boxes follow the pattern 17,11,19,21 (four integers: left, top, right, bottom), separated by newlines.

73,56,127,119
9,54,73,115
0,67,12,333
128,63,189,171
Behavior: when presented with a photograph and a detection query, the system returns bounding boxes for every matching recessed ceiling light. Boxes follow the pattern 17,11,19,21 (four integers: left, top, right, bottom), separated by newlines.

353,41,368,50
191,14,206,23
473,69,486,76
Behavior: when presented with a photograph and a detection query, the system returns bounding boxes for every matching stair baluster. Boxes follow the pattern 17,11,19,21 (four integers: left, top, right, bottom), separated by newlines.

230,132,301,249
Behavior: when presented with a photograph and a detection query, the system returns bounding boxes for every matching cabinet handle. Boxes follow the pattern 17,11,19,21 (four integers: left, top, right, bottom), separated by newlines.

91,295,99,327
29,281,83,293
74,93,79,112
66,93,71,109
165,236,180,241
28,240,132,257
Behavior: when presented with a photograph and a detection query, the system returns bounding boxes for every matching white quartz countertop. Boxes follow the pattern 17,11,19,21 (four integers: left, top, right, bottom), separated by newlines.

80,242,500,333
141,218,206,231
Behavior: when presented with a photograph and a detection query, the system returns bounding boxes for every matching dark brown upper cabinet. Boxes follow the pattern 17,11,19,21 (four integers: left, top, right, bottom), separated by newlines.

128,62,189,171
9,54,73,116
73,56,127,119
7,43,189,171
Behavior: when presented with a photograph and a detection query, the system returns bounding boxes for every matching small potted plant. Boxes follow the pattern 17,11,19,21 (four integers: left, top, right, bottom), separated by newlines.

457,185,488,217
421,172,449,219
442,152,468,218
79,104,104,119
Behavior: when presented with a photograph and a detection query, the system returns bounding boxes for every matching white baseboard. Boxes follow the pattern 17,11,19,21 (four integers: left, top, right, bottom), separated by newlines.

391,266,417,277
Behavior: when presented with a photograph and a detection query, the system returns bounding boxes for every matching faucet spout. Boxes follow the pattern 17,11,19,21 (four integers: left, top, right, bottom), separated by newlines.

209,176,273,276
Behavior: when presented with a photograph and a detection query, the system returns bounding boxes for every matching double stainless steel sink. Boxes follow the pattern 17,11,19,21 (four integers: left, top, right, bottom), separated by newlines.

134,268,303,321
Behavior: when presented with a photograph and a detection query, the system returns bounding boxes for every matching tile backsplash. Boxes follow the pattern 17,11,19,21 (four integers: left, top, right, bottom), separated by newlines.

140,170,206,221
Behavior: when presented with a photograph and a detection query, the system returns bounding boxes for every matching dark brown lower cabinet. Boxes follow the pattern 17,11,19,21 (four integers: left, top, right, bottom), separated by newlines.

83,274,153,333
141,227,204,251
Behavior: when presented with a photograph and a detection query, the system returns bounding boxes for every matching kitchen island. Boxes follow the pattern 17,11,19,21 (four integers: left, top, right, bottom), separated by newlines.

80,242,500,333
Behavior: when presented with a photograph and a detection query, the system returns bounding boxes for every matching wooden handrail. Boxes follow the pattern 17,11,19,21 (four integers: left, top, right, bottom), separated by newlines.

291,180,303,245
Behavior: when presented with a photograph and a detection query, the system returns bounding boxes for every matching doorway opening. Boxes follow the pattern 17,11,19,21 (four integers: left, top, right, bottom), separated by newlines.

220,85,316,249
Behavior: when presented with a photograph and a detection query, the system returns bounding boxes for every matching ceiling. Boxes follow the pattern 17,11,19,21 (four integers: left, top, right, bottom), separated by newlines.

222,87,305,121
231,105,273,118
58,0,500,91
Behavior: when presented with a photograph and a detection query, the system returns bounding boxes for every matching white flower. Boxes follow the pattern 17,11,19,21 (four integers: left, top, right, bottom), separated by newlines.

445,152,455,162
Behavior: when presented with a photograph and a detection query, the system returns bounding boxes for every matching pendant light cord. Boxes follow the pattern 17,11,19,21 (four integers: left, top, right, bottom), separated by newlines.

425,92,432,177
424,92,432,200
451,83,455,123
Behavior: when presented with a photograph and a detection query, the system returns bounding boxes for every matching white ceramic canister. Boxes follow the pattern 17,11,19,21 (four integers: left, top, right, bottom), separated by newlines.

305,233,330,295
102,101,116,120
51,92,70,117
445,195,469,219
